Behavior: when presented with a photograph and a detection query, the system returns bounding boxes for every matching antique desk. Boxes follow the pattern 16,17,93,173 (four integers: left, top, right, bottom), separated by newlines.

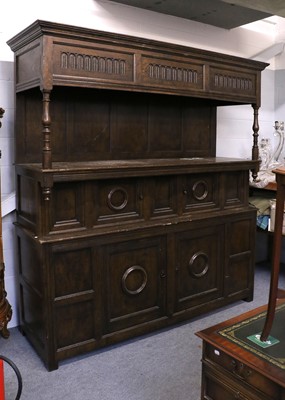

196,300,285,400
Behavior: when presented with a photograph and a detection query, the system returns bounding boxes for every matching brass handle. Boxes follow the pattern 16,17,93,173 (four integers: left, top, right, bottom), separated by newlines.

231,360,252,381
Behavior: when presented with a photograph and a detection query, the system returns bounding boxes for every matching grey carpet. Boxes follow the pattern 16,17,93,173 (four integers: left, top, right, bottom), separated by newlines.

1,262,283,400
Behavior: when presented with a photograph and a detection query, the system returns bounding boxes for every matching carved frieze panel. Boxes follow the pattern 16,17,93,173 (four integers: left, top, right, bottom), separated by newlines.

52,43,134,83
141,55,204,90
209,67,256,98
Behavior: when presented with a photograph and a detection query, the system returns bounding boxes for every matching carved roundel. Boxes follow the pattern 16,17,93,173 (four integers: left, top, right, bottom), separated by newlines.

121,265,147,295
107,187,128,211
192,180,208,201
188,251,209,278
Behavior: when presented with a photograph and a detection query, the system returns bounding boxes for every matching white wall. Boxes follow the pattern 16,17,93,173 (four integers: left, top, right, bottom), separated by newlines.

1,0,284,328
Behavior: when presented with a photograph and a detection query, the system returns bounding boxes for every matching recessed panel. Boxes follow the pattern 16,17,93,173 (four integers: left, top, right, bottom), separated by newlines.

102,236,166,332
52,247,93,298
50,182,85,233
175,225,223,312
55,301,95,349
224,171,246,207
93,178,143,225
148,97,182,152
182,173,220,213
149,176,178,218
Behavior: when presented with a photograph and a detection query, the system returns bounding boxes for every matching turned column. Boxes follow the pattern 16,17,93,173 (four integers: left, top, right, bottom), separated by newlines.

251,104,260,181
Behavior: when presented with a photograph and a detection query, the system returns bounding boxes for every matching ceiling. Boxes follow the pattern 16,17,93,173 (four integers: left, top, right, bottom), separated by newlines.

110,0,285,29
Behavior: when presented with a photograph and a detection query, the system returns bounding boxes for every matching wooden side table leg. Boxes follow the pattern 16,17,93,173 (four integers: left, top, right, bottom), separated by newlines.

260,172,285,341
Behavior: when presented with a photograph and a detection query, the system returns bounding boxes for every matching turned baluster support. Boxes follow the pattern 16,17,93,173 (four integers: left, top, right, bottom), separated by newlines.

251,104,260,181
42,90,52,200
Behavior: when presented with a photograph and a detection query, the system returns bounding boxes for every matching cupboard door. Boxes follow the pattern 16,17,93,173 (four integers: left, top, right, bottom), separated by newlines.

174,225,223,313
101,236,167,333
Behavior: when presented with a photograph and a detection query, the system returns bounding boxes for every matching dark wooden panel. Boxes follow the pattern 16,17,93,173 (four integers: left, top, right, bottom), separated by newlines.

110,93,148,154
19,284,45,347
15,89,42,163
147,175,178,219
209,66,257,100
16,42,41,86
182,173,220,213
17,233,42,291
52,247,93,298
66,89,111,158
53,42,135,83
55,300,96,349
92,177,143,225
17,174,37,228
229,218,253,254
102,236,167,333
174,225,223,312
141,54,204,91
15,88,217,163
49,182,85,233
182,103,216,157
225,217,255,298
224,170,248,207
148,96,182,152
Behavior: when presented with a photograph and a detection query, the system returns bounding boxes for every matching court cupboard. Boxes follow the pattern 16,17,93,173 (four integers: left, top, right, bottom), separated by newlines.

7,20,267,370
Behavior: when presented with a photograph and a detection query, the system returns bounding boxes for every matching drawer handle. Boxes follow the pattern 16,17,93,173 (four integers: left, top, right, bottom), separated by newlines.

231,360,252,380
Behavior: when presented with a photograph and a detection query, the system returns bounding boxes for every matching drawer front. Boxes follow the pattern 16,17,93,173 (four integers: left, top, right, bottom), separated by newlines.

204,343,280,399
202,363,271,400
90,178,144,225
18,170,251,236
181,173,220,213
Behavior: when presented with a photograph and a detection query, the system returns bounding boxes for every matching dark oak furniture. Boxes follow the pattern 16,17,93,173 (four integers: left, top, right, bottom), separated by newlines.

0,107,12,339
7,20,267,370
261,168,285,341
196,300,285,400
